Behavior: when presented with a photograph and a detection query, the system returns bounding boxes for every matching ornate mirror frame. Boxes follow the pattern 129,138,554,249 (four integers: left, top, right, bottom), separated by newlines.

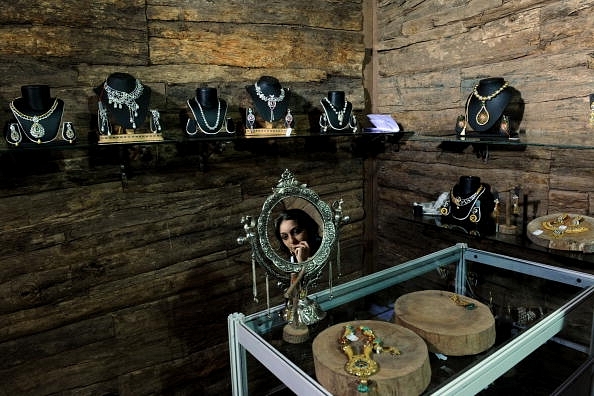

258,169,336,285
238,170,349,335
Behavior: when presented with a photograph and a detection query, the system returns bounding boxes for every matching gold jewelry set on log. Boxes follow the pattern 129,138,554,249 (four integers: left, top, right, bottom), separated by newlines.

338,324,400,393
542,213,588,237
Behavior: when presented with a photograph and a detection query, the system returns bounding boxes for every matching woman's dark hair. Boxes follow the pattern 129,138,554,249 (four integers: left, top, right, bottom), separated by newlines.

274,208,322,257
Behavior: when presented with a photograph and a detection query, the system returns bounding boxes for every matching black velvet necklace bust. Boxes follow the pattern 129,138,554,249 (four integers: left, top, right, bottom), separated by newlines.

245,76,290,125
6,84,72,145
186,87,229,135
96,72,151,131
466,77,511,133
439,176,496,236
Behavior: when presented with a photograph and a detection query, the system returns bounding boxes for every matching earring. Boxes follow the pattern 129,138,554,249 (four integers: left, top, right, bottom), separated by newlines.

499,115,510,136
455,115,465,135
512,193,520,215
492,197,500,220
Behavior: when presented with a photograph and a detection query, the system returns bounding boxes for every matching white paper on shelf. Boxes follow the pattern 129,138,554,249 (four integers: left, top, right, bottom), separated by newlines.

366,114,400,132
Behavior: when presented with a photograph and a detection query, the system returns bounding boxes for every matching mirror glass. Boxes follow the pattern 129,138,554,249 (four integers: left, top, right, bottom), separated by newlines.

266,197,324,260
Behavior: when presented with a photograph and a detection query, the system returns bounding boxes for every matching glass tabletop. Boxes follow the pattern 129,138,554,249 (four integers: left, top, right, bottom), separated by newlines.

229,245,594,395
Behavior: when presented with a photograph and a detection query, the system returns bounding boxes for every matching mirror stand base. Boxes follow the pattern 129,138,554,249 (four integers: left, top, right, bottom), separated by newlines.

283,323,309,344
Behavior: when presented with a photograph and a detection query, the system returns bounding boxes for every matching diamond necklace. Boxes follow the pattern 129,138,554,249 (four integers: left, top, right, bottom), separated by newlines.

10,98,59,139
195,98,221,131
254,82,285,121
472,81,508,126
103,78,144,128
322,97,348,124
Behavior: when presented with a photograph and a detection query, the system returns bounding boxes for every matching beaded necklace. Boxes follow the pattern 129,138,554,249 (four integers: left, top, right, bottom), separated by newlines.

472,81,508,126
194,98,222,131
322,97,348,124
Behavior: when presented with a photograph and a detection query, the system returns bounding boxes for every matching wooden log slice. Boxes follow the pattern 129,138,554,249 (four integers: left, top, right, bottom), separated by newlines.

312,320,430,396
394,290,495,356
527,213,594,253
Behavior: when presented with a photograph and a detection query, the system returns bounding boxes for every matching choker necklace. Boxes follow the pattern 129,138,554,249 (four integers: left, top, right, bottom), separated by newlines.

254,82,285,121
194,98,221,131
322,97,348,124
10,99,59,139
472,81,508,126
103,78,144,128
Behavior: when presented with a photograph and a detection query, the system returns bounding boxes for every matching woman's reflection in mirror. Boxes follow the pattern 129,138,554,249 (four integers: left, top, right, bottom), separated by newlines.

275,209,322,263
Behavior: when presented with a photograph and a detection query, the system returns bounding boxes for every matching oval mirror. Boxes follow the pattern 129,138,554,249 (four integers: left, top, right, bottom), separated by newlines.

255,170,336,286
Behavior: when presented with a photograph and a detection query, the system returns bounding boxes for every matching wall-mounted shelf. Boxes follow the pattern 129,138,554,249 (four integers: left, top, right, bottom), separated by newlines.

0,131,412,187
399,214,594,267
409,130,594,150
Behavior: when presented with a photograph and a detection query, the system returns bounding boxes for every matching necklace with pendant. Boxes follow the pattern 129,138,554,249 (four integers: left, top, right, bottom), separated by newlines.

10,99,60,139
103,78,144,128
322,97,348,125
472,81,508,126
254,82,285,121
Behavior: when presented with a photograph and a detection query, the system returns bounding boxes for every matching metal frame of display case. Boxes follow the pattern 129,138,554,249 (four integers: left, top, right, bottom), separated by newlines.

228,243,594,395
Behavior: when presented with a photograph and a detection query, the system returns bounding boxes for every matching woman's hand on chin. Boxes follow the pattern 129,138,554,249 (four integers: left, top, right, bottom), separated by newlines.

293,242,311,262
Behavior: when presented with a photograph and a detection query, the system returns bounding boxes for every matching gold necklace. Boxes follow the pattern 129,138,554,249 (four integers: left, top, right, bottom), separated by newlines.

451,185,484,208
10,99,59,139
472,81,508,126
338,325,400,393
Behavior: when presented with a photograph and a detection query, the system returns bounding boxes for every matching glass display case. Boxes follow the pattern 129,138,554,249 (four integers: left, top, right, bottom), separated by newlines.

228,243,594,395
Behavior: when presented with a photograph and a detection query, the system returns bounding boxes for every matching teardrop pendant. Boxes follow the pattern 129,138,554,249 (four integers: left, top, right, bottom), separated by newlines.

476,101,490,126
30,121,46,138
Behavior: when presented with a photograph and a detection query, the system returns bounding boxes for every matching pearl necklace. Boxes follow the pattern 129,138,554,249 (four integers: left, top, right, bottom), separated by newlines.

472,81,508,126
254,82,285,121
103,78,144,128
322,97,348,124
195,98,221,131
10,99,59,139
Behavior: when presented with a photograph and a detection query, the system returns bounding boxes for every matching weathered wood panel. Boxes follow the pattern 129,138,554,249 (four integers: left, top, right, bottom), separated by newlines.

375,0,594,133
0,0,366,394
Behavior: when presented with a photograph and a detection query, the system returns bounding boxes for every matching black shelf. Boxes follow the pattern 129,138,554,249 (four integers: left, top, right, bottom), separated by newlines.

410,130,594,150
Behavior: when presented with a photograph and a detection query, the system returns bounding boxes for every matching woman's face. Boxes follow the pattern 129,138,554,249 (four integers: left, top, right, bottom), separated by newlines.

278,219,309,254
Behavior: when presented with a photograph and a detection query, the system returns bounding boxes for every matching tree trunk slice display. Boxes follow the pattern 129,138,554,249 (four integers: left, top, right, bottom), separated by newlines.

394,290,495,356
527,213,594,253
312,320,430,396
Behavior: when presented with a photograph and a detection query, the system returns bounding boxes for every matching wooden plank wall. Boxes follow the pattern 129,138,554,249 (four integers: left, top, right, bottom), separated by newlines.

373,0,594,260
0,1,367,395
372,0,594,338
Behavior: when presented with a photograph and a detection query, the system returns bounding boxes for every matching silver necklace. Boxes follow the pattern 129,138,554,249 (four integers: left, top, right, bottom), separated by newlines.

103,79,144,128
322,97,348,124
10,99,59,139
195,98,221,131
254,82,285,121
